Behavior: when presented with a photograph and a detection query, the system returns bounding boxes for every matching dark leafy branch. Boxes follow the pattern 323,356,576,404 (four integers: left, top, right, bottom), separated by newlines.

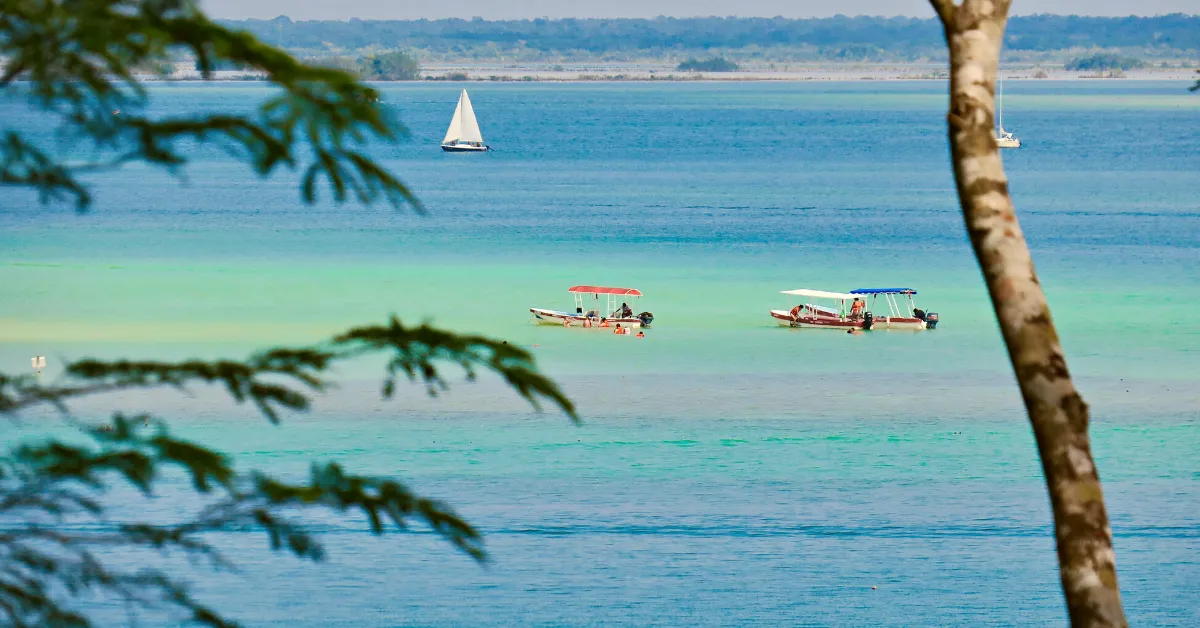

0,0,419,211
1,3,574,627
1,317,575,423
334,317,576,417
0,415,483,627
1,316,573,626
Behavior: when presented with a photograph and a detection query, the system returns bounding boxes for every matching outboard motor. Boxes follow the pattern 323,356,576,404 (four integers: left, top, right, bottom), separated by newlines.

862,311,874,331
637,311,654,328
925,312,939,330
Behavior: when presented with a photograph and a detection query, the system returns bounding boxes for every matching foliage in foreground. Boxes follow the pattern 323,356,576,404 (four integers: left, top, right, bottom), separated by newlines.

1,2,575,626
0,318,575,626
0,0,417,211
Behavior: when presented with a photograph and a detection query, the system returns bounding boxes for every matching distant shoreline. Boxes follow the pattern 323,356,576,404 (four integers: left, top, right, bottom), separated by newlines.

420,64,1196,82
154,64,1196,83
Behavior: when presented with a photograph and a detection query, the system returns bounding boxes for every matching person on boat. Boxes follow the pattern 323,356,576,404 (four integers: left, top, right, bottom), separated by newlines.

913,308,927,321
613,302,633,318
849,298,865,320
790,304,803,319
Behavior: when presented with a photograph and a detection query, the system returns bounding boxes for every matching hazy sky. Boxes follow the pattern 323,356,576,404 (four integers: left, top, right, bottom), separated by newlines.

201,1,1196,21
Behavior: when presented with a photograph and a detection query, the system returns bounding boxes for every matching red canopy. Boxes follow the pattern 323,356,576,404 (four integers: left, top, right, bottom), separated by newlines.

568,285,643,297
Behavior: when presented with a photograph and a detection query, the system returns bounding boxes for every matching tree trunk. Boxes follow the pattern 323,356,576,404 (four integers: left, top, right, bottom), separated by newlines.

927,1,1127,626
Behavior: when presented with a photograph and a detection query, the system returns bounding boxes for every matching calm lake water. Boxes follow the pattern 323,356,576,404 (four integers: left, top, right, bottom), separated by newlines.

1,80,1198,626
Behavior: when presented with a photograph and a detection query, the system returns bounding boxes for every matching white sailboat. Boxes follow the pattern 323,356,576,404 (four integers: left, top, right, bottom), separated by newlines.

995,72,1021,148
441,89,488,152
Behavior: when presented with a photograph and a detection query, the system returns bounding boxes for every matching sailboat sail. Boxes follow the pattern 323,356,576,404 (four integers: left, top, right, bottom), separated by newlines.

443,89,484,145
457,90,483,143
442,97,463,144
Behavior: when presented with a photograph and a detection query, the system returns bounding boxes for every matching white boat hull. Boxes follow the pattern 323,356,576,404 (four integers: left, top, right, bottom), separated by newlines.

871,317,927,330
769,310,927,330
995,137,1021,148
530,308,643,328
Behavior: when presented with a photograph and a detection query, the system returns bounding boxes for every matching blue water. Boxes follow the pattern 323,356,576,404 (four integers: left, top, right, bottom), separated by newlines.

1,80,1198,625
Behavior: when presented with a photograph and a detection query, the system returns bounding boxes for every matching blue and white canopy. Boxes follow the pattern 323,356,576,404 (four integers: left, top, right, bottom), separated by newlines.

850,288,918,295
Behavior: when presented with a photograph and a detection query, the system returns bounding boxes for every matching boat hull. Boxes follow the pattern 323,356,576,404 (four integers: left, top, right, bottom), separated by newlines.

770,310,863,329
871,317,927,330
530,308,643,328
995,137,1021,148
769,310,926,330
442,144,488,152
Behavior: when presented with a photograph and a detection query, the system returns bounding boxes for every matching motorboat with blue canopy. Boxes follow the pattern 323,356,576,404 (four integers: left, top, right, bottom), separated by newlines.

849,288,938,329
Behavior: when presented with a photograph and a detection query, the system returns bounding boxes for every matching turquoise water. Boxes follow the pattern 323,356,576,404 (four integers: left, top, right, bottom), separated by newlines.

1,81,1198,625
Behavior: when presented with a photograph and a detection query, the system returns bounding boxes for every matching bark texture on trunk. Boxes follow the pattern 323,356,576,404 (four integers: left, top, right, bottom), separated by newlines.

928,2,1127,626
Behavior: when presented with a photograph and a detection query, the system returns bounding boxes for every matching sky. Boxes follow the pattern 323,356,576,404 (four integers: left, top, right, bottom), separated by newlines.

200,1,1197,21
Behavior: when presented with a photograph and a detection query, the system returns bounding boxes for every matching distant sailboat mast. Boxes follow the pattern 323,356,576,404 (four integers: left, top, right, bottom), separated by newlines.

994,71,1021,148
997,72,1005,135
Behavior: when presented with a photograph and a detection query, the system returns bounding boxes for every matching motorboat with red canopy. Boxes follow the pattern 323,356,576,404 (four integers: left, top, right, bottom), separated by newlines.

530,286,654,328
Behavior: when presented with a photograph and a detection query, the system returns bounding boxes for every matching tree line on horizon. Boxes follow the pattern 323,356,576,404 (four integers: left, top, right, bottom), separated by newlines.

224,14,1200,63
676,57,739,72
195,50,422,80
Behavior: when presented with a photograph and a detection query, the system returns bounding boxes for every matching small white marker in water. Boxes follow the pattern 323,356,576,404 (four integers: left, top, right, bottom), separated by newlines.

32,356,46,374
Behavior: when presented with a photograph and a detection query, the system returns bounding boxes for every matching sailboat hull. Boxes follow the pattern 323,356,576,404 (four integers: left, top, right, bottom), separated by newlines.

441,144,488,152
995,138,1021,148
